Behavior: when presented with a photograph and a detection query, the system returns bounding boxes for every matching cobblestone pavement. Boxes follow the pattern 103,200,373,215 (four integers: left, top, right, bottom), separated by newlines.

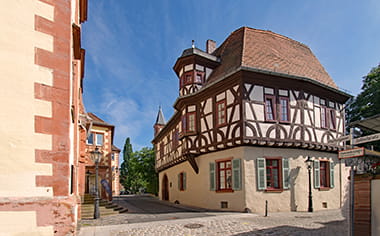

78,195,348,236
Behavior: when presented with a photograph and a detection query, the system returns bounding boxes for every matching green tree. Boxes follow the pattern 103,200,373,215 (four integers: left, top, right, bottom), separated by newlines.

119,137,133,191
119,137,158,194
133,147,158,195
346,64,380,150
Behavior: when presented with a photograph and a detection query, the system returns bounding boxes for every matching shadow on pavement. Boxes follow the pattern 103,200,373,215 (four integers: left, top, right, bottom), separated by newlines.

233,220,347,236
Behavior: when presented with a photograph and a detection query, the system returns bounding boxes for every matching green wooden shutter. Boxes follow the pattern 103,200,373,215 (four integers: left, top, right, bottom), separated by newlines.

232,159,242,191
282,158,290,189
177,173,181,190
330,161,334,188
257,158,266,190
183,172,187,190
314,160,320,189
209,162,215,191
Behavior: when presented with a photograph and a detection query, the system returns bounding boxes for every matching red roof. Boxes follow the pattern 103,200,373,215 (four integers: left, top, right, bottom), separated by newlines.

87,113,113,127
207,27,337,89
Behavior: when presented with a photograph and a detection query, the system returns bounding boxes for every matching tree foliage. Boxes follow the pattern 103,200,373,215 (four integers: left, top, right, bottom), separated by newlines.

119,138,133,190
346,64,380,122
346,64,380,150
119,137,158,195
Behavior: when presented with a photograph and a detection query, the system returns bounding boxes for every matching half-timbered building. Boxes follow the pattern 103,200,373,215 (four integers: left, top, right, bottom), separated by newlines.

152,27,351,213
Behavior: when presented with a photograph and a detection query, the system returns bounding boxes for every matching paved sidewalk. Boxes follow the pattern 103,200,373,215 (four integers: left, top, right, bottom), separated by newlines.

78,209,348,236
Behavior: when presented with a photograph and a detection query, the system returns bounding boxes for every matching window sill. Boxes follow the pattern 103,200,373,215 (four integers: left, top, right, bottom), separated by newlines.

216,189,234,193
265,189,283,193
318,187,330,191
216,123,227,128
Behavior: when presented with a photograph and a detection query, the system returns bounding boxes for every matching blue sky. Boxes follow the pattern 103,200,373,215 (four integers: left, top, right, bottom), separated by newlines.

82,0,380,152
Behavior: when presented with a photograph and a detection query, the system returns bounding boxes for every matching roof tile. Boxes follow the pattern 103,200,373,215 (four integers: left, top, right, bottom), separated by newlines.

207,27,337,88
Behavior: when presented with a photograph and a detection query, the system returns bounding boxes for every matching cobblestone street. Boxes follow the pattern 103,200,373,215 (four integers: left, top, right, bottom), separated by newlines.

78,195,348,236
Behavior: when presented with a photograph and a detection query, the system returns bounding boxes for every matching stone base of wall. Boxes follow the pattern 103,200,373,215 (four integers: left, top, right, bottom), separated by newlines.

0,196,78,236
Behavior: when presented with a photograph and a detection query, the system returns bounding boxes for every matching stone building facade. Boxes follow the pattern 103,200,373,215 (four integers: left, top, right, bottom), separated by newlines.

0,0,87,234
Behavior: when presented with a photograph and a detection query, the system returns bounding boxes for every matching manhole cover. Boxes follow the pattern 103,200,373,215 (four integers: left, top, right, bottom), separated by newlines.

184,223,204,229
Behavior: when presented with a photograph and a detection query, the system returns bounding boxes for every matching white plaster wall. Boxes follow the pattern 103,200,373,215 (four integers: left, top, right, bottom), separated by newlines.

0,212,53,236
245,102,254,120
244,146,349,213
0,0,54,197
159,147,246,211
159,146,349,214
254,104,264,121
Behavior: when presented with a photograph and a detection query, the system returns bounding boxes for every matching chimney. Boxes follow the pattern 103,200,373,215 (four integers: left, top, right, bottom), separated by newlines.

206,39,216,54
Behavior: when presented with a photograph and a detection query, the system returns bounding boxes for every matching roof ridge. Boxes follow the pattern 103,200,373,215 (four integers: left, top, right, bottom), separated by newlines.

241,27,247,67
242,27,310,50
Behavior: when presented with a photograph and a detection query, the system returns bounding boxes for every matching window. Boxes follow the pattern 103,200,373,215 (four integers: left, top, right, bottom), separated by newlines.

264,89,290,122
321,106,327,128
320,100,336,130
194,72,204,84
182,112,196,133
266,159,280,189
178,172,186,191
329,109,336,130
86,132,94,145
265,95,276,121
172,129,179,149
209,159,241,192
218,160,232,190
257,157,289,191
160,142,164,159
185,74,192,84
314,160,334,189
320,161,328,187
111,153,115,161
279,97,290,122
216,100,226,126
95,133,103,146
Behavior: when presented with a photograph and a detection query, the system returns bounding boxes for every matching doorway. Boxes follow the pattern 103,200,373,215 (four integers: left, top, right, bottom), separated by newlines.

162,174,169,201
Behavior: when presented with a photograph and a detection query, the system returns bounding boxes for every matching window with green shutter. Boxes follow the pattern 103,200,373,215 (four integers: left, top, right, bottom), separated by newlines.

178,172,186,191
257,158,266,190
282,158,290,189
314,160,320,189
330,161,334,188
232,159,242,191
257,157,290,191
209,162,215,191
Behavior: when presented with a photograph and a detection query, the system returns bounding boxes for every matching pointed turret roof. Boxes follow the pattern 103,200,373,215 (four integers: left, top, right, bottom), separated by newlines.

155,106,166,125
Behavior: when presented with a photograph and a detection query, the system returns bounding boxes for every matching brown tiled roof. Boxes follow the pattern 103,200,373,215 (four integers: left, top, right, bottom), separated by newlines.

87,112,113,127
112,144,121,152
207,27,337,88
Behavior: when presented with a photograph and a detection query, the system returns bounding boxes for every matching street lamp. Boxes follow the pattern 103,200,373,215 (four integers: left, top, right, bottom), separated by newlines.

305,156,313,212
90,147,102,219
